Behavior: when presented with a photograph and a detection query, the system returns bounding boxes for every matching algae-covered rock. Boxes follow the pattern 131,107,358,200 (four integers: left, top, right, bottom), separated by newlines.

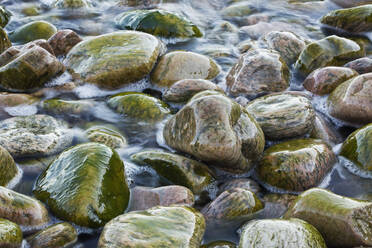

9,21,57,44
65,31,163,89
284,188,372,247
107,92,171,122
246,92,315,140
33,142,130,228
310,113,342,146
295,35,362,76
0,186,49,227
239,218,327,248
0,115,73,158
131,150,215,194
0,219,22,248
98,206,205,248
330,0,372,7
163,91,265,173
218,179,261,195
0,145,19,186
0,6,11,28
115,9,202,38
0,28,11,54
27,222,77,248
221,2,257,18
257,139,336,192
201,241,236,248
42,98,95,116
53,0,92,8
151,51,220,87
85,125,127,149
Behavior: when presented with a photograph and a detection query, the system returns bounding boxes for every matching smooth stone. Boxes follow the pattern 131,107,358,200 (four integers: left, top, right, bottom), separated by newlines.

0,219,22,248
48,29,82,57
257,139,336,192
131,150,215,194
9,21,57,44
218,179,261,195
0,115,73,158
117,0,160,7
330,0,372,7
53,0,92,8
151,51,220,87
221,2,257,18
284,188,372,247
0,28,11,54
239,218,326,248
295,35,362,76
327,73,372,125
303,66,358,95
98,206,205,248
33,142,130,228
310,113,343,146
246,92,315,140
345,57,372,74
201,241,236,248
85,125,127,149
21,6,40,16
130,186,194,211
65,31,163,89
163,91,265,173
0,145,19,186
261,193,298,218
27,222,77,248
0,6,11,28
163,79,223,103
42,99,95,116
226,49,289,98
0,93,38,107
208,21,239,45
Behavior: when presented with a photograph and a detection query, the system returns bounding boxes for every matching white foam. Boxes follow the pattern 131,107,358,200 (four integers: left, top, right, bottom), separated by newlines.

45,71,73,87
4,105,38,117
155,117,175,152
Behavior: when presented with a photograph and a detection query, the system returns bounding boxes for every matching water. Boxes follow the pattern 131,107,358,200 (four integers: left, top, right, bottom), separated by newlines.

1,0,372,246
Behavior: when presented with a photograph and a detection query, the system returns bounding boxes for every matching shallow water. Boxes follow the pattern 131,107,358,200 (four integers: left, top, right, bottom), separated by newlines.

1,0,372,246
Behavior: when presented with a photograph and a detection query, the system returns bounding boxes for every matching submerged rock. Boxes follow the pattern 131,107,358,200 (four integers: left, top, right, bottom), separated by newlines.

33,142,130,228
42,98,95,116
9,21,57,44
0,145,19,186
0,219,22,248
48,29,82,56
98,206,205,248
310,113,342,146
85,125,127,149
261,193,298,219
218,179,261,195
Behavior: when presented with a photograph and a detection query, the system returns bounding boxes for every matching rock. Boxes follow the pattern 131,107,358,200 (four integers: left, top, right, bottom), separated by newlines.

0,115,73,158
261,193,298,218
284,188,372,247
0,28,11,54
239,21,300,40
48,29,82,57
295,35,362,76
208,21,239,45
0,6,10,28
163,79,223,103
0,219,22,248
260,31,306,65
9,21,57,44
151,51,220,87
0,93,38,107
0,42,64,92
85,125,127,149
130,186,194,211
303,66,358,95
53,0,92,8
27,222,77,248
201,241,236,248
115,9,202,38
330,0,372,8
33,142,130,228
246,92,315,140
163,91,265,173
21,6,40,16
98,206,205,248
0,186,49,228
201,188,263,221
321,5,372,33
0,145,19,186
221,2,257,18
218,179,261,195
65,31,163,89
257,139,336,192
117,0,160,7
327,73,372,125
345,57,372,74
340,123,372,171
310,113,342,146
131,150,215,194
42,99,95,116
226,49,289,98
239,218,326,248
107,92,171,122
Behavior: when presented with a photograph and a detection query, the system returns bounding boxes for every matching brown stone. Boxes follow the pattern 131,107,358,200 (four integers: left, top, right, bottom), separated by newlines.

48,29,82,57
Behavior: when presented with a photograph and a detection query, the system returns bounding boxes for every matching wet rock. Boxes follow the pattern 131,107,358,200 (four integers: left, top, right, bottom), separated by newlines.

295,35,362,76
21,6,40,16
131,150,215,194
246,92,315,140
163,91,265,173
327,73,372,125
321,5,372,33
0,28,11,54
239,21,299,40
257,139,336,192
118,0,160,7
226,49,289,98
0,93,38,107
261,193,298,218
98,206,205,248
218,179,261,195
0,115,73,158
163,79,223,103
284,188,372,247
0,6,10,28
221,2,257,18
53,0,92,8
0,219,22,248
33,142,130,228
0,42,64,92
0,186,49,228
239,218,327,248
330,0,372,8
9,21,57,44
27,222,77,248
201,241,236,248
115,9,202,38
107,92,171,122
65,31,163,89
345,57,372,74
303,66,358,95
201,188,264,221
310,113,342,146
42,98,95,116
130,186,194,211
208,21,239,45
85,125,127,149
0,145,19,186
48,29,82,57
151,51,220,87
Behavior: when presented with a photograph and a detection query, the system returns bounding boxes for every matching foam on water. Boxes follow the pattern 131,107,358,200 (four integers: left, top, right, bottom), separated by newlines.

4,105,38,117
45,72,73,87
155,117,175,152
